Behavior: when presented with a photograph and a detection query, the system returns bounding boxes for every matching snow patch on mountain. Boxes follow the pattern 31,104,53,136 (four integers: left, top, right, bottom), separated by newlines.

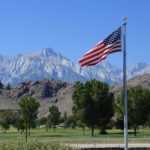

0,48,150,85
127,62,150,79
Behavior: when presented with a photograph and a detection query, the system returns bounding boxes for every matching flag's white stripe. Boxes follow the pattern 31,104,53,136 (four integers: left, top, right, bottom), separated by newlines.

87,60,100,66
82,40,121,60
80,46,112,66
81,46,121,66
111,47,121,51
80,50,110,66
89,54,108,66
84,41,103,54
83,42,104,57
84,46,121,66
110,49,121,53
112,42,121,47
80,50,109,66
80,40,122,66
80,46,105,62
80,44,112,62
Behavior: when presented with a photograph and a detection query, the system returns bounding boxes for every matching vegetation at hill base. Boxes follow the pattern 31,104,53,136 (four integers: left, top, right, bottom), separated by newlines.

0,141,78,150
0,79,150,149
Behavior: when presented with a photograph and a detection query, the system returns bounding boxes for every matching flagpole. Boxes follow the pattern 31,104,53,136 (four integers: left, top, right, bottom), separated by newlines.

123,17,128,150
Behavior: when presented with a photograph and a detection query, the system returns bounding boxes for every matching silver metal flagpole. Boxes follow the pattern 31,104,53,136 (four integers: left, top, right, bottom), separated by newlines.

123,17,128,150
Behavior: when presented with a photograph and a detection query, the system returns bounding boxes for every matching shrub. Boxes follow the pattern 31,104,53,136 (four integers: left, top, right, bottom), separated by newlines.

0,141,79,150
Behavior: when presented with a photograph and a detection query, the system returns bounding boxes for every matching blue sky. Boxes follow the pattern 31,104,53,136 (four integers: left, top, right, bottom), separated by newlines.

0,0,150,68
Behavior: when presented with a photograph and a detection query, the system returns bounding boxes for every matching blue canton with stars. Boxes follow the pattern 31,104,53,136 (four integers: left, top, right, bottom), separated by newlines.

103,27,121,46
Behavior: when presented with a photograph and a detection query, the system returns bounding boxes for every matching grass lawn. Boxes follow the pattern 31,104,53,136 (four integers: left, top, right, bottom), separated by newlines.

0,127,150,144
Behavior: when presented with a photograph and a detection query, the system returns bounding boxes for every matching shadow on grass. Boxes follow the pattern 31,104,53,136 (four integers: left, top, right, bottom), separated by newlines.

32,134,65,138
107,131,138,135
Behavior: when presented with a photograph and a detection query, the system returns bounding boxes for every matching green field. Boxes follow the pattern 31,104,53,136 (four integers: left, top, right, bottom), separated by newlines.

0,127,150,144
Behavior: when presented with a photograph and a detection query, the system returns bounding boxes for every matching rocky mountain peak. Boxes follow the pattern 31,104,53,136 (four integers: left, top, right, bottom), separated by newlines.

0,48,150,85
35,48,57,57
129,62,147,71
127,62,150,79
5,78,68,99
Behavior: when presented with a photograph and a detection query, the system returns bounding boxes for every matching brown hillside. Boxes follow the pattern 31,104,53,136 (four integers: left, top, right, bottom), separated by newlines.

111,74,150,96
0,79,74,117
1,74,150,117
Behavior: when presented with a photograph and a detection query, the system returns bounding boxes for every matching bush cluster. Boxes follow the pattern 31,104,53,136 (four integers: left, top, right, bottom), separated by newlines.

0,141,78,150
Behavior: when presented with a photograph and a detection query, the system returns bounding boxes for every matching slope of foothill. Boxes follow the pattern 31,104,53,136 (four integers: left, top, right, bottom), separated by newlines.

111,74,150,97
0,74,150,117
0,78,74,117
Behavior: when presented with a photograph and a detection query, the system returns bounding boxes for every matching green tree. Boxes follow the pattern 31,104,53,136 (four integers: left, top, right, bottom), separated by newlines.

116,86,150,136
49,105,61,131
72,79,114,136
64,116,76,129
14,118,25,133
76,119,86,135
0,109,19,133
36,117,48,127
19,97,40,142
0,120,10,133
72,82,86,131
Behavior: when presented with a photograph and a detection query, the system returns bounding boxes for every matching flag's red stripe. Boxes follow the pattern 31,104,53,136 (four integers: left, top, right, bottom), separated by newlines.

111,45,121,50
112,42,121,47
80,40,121,62
84,42,104,57
80,48,111,66
109,49,121,54
80,45,121,66
80,46,121,67
79,45,111,63
87,54,108,66
110,45,122,52
79,31,122,67
79,46,112,66
99,56,107,62
80,50,109,66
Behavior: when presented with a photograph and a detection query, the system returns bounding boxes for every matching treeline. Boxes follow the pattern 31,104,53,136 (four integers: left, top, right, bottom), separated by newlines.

72,79,150,136
0,79,150,140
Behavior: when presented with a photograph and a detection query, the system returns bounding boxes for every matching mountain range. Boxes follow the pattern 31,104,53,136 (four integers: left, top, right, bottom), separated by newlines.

0,73,150,117
0,48,150,85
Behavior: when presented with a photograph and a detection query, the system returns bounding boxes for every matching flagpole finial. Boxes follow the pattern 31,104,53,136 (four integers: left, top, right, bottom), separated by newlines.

123,17,127,25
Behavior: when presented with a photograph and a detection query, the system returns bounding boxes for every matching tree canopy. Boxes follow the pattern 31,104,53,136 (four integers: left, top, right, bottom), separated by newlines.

19,97,40,141
116,86,150,136
49,105,61,131
0,109,19,133
72,79,114,136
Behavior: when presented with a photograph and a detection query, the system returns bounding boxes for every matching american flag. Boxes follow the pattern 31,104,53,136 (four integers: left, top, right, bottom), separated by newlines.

79,27,122,67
